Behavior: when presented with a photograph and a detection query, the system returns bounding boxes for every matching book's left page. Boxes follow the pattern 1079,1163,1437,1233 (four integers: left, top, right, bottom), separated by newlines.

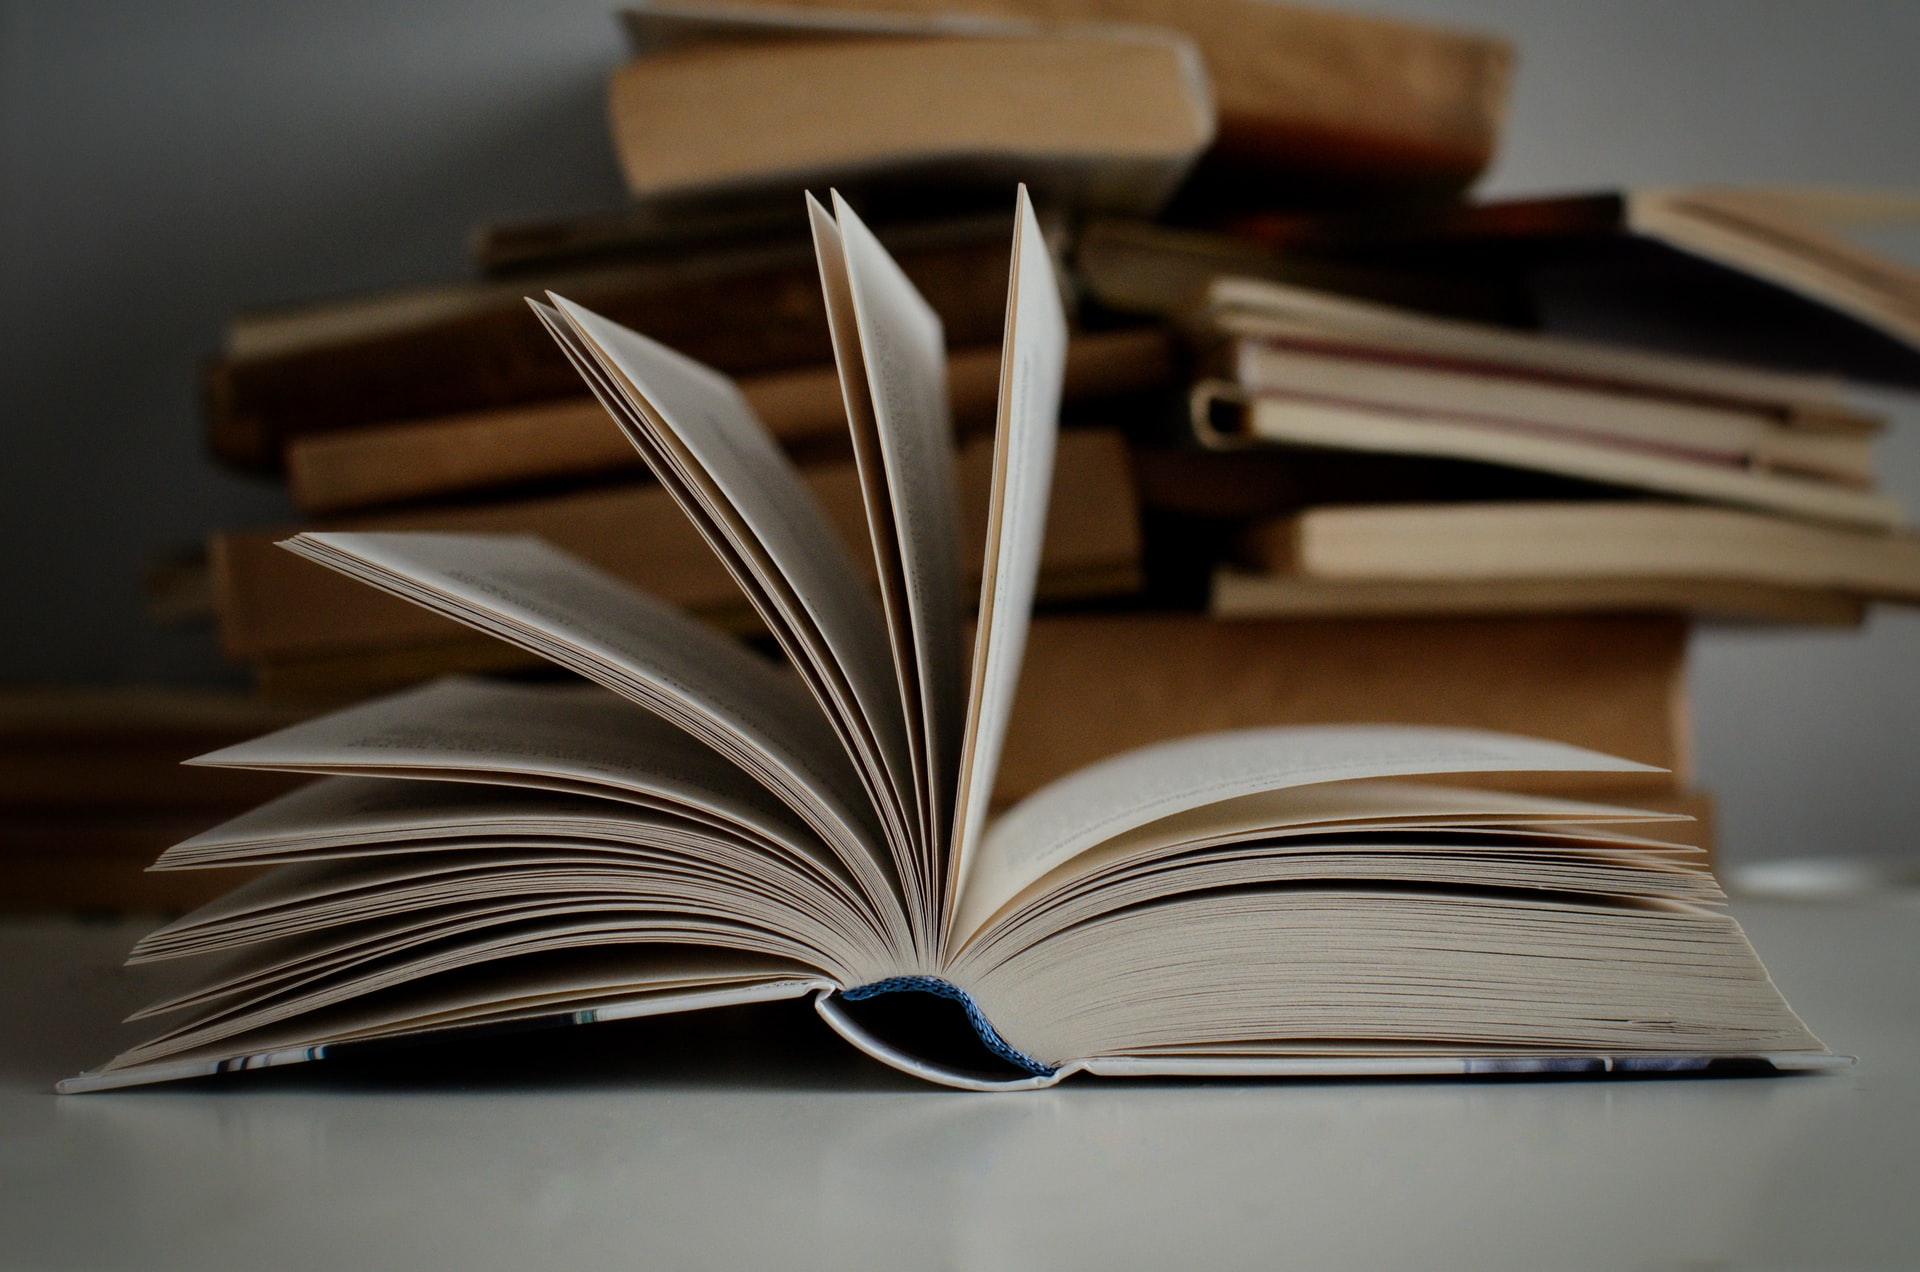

944,186,1068,940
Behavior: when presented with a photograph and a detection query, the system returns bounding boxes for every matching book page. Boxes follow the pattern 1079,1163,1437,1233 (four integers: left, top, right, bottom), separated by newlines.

102,926,831,1073
278,532,896,898
180,678,855,878
958,724,1659,941
951,778,1694,943
537,293,918,871
944,186,1068,939
131,838,883,1017
812,192,968,923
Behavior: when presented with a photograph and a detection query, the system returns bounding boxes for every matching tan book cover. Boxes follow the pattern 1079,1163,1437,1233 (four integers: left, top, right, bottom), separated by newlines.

732,0,1513,189
1238,502,1920,604
996,612,1694,803
608,20,1213,213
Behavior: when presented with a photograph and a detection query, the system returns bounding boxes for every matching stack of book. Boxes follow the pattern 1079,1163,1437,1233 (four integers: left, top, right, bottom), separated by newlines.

180,4,1539,799
28,0,1920,915
1190,276,1920,626
187,2,1920,849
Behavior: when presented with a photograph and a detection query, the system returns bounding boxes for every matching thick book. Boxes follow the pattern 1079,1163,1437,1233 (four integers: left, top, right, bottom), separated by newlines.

226,612,1702,812
611,3,1214,216
0,689,309,916
64,192,1835,1093
206,214,1021,473
284,328,1171,515
1211,571,1867,629
1233,502,1920,609
1072,218,1521,325
1227,188,1920,386
737,0,1514,197
1192,278,1899,531
213,426,1140,662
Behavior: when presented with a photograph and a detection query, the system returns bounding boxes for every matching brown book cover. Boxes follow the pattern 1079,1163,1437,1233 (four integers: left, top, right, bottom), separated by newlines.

206,217,1020,472
1233,502,1920,608
0,689,309,813
1,816,264,913
606,25,1213,214
239,611,1698,820
214,427,1142,661
1225,188,1920,386
285,328,1172,515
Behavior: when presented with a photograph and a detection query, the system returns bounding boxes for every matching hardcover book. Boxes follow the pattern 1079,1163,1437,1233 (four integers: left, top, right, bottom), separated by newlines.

64,191,1836,1093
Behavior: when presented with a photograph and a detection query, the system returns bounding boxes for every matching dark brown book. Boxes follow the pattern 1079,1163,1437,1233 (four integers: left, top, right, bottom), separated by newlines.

0,689,307,912
1073,218,1521,323
214,427,1142,661
206,216,1021,472
1226,188,1920,386
0,689,308,813
285,328,1172,514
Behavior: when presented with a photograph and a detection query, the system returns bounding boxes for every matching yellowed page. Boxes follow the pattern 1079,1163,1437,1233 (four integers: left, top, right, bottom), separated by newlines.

807,193,968,926
536,294,920,872
944,187,1069,940
184,677,820,861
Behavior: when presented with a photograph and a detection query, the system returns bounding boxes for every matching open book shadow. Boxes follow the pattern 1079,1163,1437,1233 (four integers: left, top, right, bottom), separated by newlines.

133,998,922,1097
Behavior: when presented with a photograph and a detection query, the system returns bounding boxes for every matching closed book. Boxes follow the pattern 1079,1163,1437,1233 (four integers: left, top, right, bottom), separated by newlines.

996,611,1695,803
236,611,1700,818
1235,502,1920,606
285,328,1172,515
2,816,265,914
214,426,1142,661
1227,188,1920,386
1190,279,1899,530
610,8,1213,215
0,689,308,813
738,0,1513,196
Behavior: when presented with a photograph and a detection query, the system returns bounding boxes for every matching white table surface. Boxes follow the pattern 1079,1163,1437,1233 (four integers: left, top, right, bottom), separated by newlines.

3,896,1916,1271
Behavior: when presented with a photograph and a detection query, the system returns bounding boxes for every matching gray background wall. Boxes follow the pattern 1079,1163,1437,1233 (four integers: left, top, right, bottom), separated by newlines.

1,0,1916,866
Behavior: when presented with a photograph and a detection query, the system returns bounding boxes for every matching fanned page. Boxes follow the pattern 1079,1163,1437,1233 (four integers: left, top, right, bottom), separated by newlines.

527,296,920,896
944,187,1068,936
807,192,966,946
278,532,895,909
183,676,828,866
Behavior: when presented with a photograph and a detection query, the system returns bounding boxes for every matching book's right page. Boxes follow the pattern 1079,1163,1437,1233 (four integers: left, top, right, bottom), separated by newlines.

944,186,1067,938
955,725,1657,947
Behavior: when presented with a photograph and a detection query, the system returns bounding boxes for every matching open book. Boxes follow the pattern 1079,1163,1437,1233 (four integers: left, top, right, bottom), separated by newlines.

63,191,1838,1092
